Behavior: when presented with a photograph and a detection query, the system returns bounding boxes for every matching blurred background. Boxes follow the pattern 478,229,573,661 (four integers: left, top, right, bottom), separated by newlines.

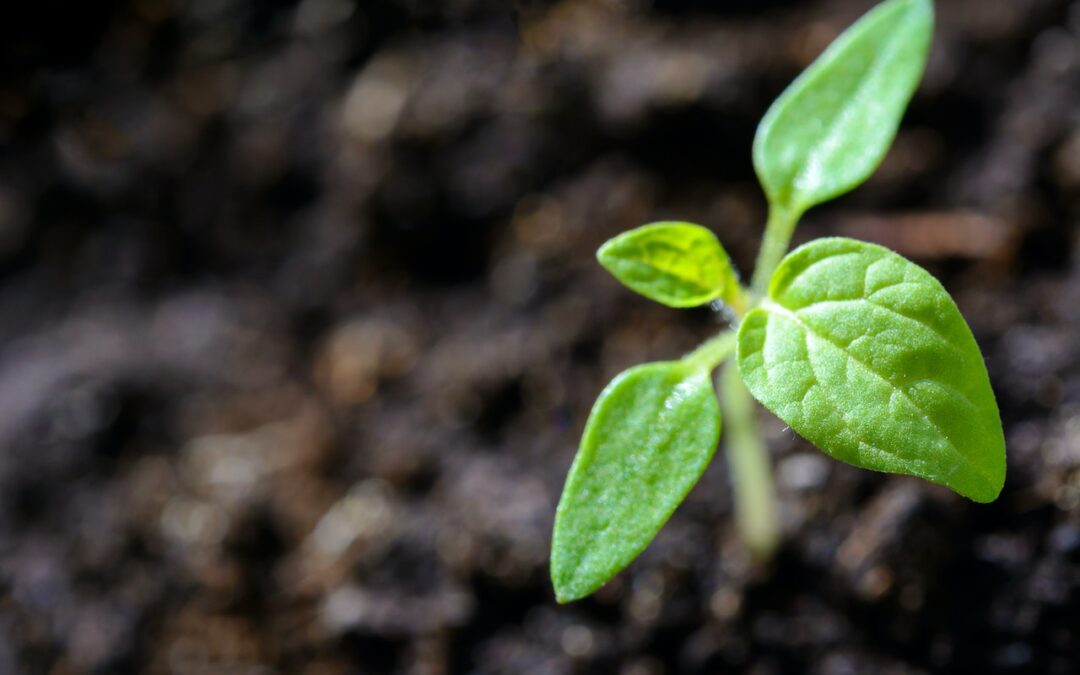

0,0,1078,673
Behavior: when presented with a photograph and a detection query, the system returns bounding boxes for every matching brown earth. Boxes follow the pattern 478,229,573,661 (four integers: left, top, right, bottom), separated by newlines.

0,0,1078,673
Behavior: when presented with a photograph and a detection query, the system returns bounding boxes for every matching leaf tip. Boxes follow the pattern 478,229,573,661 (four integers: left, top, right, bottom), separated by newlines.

595,237,633,296
909,0,934,15
553,587,578,605
948,434,1006,504
897,0,935,32
958,466,1005,504
550,516,603,603
595,238,617,268
550,559,591,604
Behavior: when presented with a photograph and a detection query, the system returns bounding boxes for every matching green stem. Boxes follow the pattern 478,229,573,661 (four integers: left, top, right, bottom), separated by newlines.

682,331,736,373
721,362,779,560
750,205,802,294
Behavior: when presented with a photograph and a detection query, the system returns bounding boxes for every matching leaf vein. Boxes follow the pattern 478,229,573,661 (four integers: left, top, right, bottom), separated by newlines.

764,301,996,490
797,297,960,353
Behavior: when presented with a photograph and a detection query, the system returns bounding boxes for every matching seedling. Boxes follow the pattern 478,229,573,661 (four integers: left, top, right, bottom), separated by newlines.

551,0,1006,603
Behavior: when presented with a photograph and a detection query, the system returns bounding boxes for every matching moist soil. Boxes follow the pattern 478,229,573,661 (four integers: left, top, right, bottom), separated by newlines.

0,0,1079,673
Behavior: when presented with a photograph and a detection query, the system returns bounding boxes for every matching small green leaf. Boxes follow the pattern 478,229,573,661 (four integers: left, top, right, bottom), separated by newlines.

736,237,1005,503
754,0,934,214
552,361,721,602
597,222,740,308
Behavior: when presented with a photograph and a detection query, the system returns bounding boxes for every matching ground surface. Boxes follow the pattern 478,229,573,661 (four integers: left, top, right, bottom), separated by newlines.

0,0,1079,673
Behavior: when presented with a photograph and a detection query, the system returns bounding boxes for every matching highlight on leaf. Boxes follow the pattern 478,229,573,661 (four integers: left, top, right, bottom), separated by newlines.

597,222,741,309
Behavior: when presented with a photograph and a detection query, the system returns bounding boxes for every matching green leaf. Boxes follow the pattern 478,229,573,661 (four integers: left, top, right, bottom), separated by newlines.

754,0,934,214
736,237,1005,503
597,222,740,308
552,361,721,602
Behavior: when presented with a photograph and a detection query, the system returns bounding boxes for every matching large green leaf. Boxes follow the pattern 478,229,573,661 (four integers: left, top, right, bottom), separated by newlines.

754,0,933,215
552,361,721,602
597,222,740,308
736,238,1005,503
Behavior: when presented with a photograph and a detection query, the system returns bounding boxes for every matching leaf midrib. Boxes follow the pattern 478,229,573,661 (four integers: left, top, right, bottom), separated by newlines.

759,299,997,492
788,7,916,209
614,252,716,295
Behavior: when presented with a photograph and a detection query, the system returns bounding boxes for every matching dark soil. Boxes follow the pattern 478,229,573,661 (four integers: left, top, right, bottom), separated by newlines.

1,0,1079,673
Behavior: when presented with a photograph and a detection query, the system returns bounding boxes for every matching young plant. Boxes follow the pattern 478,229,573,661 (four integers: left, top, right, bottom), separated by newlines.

551,0,1006,604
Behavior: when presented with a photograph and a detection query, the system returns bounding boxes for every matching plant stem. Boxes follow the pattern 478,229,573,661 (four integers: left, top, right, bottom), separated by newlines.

750,205,801,294
687,202,795,557
720,362,779,560
683,331,737,373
